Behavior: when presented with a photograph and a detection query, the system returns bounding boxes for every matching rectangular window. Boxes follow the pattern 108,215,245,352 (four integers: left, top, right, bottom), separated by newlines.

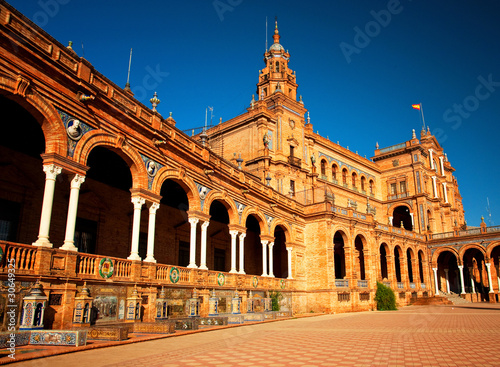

139,232,147,260
214,248,226,272
390,183,397,195
399,181,406,194
290,145,295,157
178,241,190,267
290,180,295,196
0,199,21,242
416,172,421,193
74,217,98,254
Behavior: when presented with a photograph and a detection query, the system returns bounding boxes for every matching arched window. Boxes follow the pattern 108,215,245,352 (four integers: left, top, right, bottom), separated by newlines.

369,179,374,195
342,168,348,185
275,61,280,72
320,160,326,176
352,172,357,188
332,164,337,180
361,176,366,192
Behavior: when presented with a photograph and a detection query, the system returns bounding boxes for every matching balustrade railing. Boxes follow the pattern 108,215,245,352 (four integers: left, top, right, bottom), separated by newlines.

421,283,426,289
410,282,416,289
2,242,37,272
0,241,294,291
357,280,368,288
335,279,349,288
397,282,404,289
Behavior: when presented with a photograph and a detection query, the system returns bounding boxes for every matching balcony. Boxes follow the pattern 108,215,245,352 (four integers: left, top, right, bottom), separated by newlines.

288,156,301,168
357,280,368,288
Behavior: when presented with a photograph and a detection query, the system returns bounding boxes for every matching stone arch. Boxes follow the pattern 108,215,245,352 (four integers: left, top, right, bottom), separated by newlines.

73,130,148,190
393,244,404,282
459,243,487,262
333,228,349,280
320,159,327,177
241,207,268,236
431,246,459,267
0,78,67,156
379,242,390,280
486,241,500,259
360,175,367,192
269,219,292,243
203,190,238,226
152,167,200,211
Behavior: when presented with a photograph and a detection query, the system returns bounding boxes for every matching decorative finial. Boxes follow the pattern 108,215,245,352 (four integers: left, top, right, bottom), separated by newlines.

307,111,310,124
67,41,73,50
266,173,271,186
150,92,160,112
299,95,303,104
169,112,172,118
251,94,255,109
412,129,416,139
376,142,379,149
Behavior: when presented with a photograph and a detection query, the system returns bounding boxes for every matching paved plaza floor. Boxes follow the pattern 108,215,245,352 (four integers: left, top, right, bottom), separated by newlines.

6,303,500,367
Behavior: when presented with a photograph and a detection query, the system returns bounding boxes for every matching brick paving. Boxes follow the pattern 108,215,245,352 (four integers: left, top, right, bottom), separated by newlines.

7,303,500,367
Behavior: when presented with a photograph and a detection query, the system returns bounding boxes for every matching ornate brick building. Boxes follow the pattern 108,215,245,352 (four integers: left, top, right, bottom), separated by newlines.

0,2,498,330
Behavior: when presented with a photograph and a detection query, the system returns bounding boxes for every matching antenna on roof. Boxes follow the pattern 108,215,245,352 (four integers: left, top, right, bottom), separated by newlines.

125,48,133,90
265,16,268,52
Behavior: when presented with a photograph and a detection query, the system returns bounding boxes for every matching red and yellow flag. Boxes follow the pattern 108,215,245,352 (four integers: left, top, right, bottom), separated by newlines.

412,104,421,110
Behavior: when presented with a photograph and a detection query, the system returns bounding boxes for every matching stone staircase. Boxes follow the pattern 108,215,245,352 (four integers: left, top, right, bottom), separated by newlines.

440,291,471,305
410,295,453,306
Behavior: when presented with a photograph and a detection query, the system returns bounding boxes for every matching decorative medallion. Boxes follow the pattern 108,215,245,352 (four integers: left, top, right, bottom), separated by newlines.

289,119,295,130
217,272,225,286
392,159,399,167
66,118,84,141
98,258,114,279
169,267,180,283
280,279,286,289
252,276,259,288
145,159,158,177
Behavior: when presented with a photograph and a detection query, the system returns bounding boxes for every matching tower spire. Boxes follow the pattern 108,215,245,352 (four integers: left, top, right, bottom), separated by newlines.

273,17,280,45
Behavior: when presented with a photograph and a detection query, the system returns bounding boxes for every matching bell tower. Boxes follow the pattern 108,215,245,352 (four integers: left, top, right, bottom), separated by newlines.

257,20,298,101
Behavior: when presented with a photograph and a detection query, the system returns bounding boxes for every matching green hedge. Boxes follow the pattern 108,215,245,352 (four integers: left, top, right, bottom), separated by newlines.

375,282,397,310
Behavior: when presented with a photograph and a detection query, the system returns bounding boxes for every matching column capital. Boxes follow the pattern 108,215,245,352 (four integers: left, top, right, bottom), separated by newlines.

268,241,274,249
189,217,200,225
149,202,160,213
201,220,210,230
458,264,464,269
229,229,239,237
43,164,62,180
70,174,86,189
239,232,246,240
131,196,146,207
261,240,269,246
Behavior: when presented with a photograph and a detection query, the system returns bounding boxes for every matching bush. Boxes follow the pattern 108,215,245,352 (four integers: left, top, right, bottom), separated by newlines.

375,282,397,311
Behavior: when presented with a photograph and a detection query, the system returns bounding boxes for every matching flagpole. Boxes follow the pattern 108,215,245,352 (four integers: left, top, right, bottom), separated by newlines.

420,102,426,131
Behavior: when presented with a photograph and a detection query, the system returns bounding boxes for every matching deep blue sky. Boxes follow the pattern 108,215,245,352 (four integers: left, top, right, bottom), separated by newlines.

8,0,500,227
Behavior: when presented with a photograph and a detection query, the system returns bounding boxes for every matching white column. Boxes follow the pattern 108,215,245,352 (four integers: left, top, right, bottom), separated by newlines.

429,149,434,169
458,265,466,295
439,156,445,175
199,221,209,270
61,174,85,251
229,230,238,273
486,262,494,293
409,213,414,226
261,240,268,277
33,164,63,247
442,182,448,203
127,196,145,261
444,269,450,293
287,247,293,279
187,217,199,268
432,176,438,198
144,202,160,263
389,216,393,226
469,267,476,293
238,233,246,274
432,267,440,295
268,242,275,278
